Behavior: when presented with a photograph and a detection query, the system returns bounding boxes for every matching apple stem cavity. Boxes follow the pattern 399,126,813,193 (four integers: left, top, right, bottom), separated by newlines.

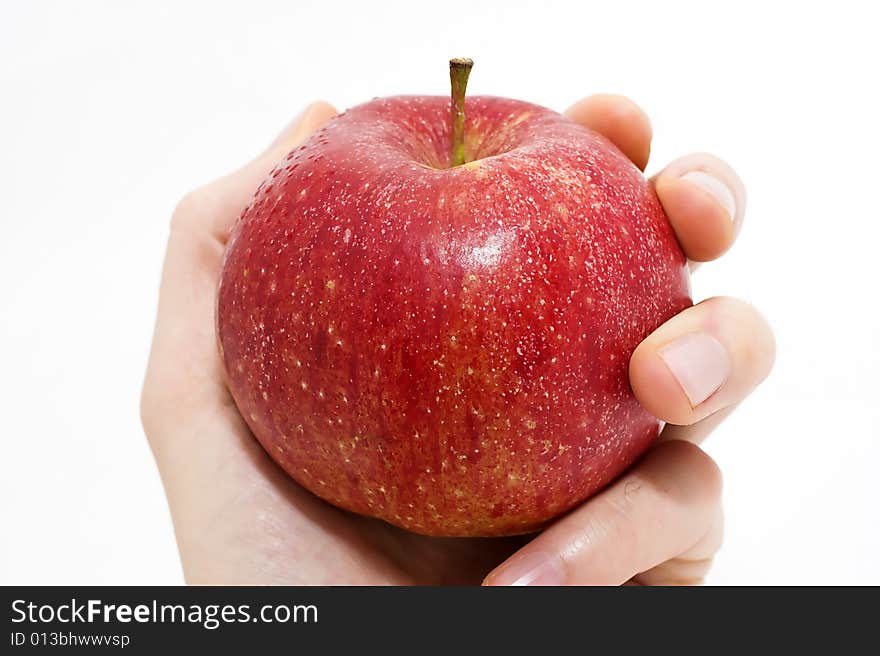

449,58,473,167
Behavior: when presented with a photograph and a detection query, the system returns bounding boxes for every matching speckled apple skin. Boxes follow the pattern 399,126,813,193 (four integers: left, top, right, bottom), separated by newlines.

217,96,691,537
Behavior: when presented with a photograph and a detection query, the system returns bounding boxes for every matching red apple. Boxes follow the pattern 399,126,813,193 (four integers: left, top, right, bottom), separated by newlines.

217,61,690,537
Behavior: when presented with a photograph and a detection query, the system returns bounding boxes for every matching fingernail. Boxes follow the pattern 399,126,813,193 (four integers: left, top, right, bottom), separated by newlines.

485,552,565,586
659,332,731,407
680,171,737,221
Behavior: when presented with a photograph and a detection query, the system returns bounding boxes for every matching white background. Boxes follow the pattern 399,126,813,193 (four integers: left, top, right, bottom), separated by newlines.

1,0,877,585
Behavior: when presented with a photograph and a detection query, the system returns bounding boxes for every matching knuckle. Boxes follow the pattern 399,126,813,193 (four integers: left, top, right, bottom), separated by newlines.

680,442,723,502
619,470,651,507
629,466,677,509
601,472,652,545
139,382,161,441
170,186,216,232
645,556,715,586
699,453,724,503
592,495,641,562
139,365,175,444
650,440,723,503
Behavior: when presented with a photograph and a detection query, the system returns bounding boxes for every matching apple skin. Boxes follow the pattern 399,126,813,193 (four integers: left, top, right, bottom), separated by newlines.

217,95,691,537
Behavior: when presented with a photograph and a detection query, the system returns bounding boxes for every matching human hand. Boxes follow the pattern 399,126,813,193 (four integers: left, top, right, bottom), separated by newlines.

141,96,774,585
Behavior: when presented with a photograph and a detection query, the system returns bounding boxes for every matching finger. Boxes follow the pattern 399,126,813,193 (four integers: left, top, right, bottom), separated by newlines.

564,94,652,170
652,153,746,266
171,101,338,243
483,441,722,585
628,297,775,429
632,505,723,585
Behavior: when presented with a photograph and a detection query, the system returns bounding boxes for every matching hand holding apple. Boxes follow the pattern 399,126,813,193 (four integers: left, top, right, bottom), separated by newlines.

217,61,693,536
142,81,773,583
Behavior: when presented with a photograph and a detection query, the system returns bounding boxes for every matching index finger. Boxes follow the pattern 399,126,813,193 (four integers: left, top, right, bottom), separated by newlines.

172,101,338,244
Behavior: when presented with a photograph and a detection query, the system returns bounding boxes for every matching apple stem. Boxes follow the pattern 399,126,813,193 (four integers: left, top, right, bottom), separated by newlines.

449,58,473,167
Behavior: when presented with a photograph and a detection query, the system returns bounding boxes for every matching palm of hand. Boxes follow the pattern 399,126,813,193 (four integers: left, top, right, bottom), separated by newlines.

186,396,524,584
